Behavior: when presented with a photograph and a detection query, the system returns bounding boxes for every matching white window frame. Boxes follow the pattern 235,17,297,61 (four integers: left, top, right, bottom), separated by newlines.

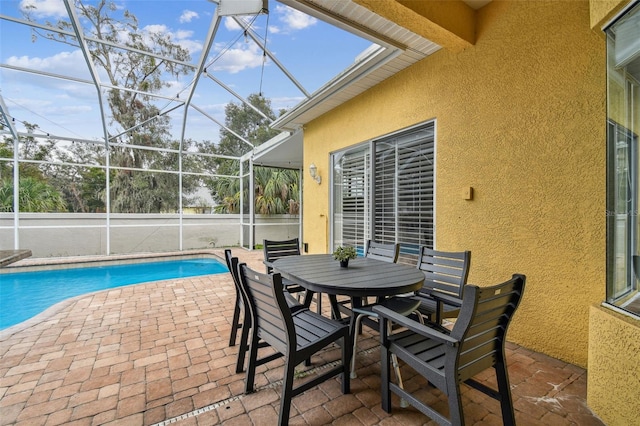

605,1,640,319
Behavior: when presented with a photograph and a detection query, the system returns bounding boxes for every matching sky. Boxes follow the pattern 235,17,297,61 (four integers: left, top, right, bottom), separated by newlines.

0,0,373,143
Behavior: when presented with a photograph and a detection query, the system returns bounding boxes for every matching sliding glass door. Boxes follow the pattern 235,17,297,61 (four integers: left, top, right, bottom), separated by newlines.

331,122,435,261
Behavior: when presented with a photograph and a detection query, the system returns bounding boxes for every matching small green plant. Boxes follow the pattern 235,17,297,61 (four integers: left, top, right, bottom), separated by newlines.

332,246,357,261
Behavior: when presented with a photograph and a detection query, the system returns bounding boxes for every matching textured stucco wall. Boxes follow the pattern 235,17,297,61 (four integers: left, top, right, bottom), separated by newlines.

302,0,606,366
589,0,631,28
587,305,640,425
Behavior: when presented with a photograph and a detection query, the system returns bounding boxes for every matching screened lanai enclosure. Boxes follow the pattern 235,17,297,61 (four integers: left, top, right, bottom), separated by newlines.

0,0,388,257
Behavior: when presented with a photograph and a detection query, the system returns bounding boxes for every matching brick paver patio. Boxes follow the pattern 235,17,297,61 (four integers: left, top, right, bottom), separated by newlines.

0,249,605,425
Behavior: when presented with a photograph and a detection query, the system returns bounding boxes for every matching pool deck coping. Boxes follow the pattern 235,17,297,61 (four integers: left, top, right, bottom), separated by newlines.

0,250,32,268
0,249,225,273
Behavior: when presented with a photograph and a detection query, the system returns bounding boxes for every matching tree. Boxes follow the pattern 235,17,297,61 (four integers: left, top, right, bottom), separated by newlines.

49,141,106,213
0,123,68,212
0,136,13,181
26,0,196,213
0,177,66,212
254,168,299,215
207,94,300,214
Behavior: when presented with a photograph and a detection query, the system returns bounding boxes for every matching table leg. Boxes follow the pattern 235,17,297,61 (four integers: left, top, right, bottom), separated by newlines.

303,290,315,309
351,297,363,310
329,295,342,320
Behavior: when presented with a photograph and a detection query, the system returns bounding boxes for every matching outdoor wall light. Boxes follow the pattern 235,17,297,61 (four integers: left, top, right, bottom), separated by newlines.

309,163,321,184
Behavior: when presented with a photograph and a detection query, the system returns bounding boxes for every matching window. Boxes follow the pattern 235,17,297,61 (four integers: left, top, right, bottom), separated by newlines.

332,145,371,255
606,2,640,318
331,122,435,262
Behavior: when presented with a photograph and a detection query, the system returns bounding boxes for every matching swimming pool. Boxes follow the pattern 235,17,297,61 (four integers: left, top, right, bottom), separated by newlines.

0,257,228,330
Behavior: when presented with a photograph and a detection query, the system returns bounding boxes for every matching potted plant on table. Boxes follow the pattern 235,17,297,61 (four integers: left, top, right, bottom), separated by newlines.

333,246,357,268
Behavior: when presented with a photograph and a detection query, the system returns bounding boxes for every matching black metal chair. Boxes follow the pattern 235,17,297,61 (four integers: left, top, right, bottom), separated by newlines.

348,241,412,379
336,240,402,318
226,250,304,374
350,296,421,385
263,238,314,306
374,274,526,426
226,252,260,374
263,238,303,278
411,247,471,324
364,240,400,263
238,263,351,426
224,249,243,347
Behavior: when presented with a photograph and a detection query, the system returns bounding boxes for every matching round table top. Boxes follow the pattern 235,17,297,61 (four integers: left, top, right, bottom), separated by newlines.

273,254,425,298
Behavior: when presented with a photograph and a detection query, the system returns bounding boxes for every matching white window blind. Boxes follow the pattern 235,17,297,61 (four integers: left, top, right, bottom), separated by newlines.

332,147,370,252
332,122,434,259
374,125,434,261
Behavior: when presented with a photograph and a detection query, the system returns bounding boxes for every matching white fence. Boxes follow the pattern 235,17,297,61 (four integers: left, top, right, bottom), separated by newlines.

0,213,300,258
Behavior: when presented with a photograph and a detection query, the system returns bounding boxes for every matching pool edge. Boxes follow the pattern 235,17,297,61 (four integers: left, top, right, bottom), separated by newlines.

0,249,229,336
0,249,227,273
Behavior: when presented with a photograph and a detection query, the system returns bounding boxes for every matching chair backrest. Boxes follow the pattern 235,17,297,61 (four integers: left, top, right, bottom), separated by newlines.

365,240,400,263
225,249,245,299
225,249,240,288
449,274,526,382
238,263,294,354
416,247,471,298
263,238,301,273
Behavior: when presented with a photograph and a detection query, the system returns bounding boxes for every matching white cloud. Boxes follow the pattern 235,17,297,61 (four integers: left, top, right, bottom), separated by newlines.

141,25,203,56
157,80,189,99
224,17,242,31
209,43,264,74
19,0,66,19
174,30,202,55
175,29,194,40
272,5,317,33
179,10,199,24
143,24,168,35
7,50,92,80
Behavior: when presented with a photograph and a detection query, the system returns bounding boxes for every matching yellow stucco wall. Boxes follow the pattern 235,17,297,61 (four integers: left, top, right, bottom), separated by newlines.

590,0,631,28
302,0,606,367
587,305,640,425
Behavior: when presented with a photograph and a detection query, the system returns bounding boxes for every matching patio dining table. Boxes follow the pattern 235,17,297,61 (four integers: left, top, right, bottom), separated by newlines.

272,254,425,320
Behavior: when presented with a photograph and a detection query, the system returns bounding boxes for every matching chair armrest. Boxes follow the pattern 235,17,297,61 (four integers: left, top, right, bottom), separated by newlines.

372,305,459,346
429,291,463,307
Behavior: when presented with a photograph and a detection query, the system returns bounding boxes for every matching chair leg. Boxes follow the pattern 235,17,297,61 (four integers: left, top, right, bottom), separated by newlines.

411,310,425,324
350,313,366,378
342,333,351,394
448,381,465,426
387,321,409,408
244,330,260,394
495,362,516,426
391,352,409,408
228,300,241,347
380,336,392,413
278,358,296,426
236,314,251,373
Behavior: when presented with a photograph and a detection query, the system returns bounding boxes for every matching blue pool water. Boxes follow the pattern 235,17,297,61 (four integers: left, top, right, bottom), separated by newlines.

0,258,228,330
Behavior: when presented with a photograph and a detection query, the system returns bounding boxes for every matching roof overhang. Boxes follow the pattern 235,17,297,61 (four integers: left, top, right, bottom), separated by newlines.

253,0,492,167
272,0,489,132
272,0,442,131
244,129,303,169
